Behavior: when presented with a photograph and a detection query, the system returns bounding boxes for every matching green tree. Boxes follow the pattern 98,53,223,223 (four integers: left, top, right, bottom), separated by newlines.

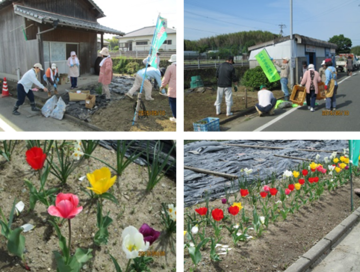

328,34,352,54
351,46,360,56
108,37,119,50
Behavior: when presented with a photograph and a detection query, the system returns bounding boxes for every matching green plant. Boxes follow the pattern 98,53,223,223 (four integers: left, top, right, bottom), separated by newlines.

125,62,140,74
81,140,100,160
0,199,29,269
209,237,221,262
0,140,17,162
95,84,102,95
26,140,54,155
187,237,210,269
94,201,113,245
146,141,175,191
242,66,280,90
160,203,176,234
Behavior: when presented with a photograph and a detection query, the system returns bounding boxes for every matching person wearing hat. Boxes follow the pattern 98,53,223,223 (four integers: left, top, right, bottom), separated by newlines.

319,60,327,82
160,54,176,122
156,52,161,69
98,47,113,100
273,58,290,101
255,85,277,116
324,58,338,111
214,56,238,116
346,55,353,76
67,51,80,89
44,63,59,97
300,64,321,112
13,63,48,115
126,65,164,101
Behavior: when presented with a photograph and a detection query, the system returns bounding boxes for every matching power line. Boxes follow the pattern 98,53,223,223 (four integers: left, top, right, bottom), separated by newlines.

279,24,286,37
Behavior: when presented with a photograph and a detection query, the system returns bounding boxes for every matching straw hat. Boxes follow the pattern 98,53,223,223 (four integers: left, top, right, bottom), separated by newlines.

33,63,43,70
100,47,110,56
168,54,176,62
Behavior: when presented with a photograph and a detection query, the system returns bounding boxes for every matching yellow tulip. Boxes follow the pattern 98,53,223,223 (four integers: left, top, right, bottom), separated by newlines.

87,167,116,195
232,202,243,211
295,183,301,190
184,231,187,236
293,171,300,178
340,156,345,162
333,158,339,163
339,163,346,169
344,158,350,164
335,167,341,173
309,162,317,170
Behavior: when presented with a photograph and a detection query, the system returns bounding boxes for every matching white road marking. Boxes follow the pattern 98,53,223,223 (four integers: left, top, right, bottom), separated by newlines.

0,115,18,132
253,72,357,131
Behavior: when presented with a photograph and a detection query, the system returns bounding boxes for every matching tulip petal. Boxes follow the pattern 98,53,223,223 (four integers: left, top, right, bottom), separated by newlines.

103,175,117,193
56,200,74,219
87,187,103,195
48,206,64,218
67,206,83,219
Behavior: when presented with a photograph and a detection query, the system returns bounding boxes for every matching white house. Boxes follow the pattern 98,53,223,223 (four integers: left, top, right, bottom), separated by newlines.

248,34,337,84
117,26,176,52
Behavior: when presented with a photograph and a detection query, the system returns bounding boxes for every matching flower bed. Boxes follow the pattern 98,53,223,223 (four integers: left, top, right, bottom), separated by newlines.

184,152,360,272
0,140,176,272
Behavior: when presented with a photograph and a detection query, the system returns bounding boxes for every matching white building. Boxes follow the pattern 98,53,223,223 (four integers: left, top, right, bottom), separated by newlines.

248,34,337,84
117,26,176,52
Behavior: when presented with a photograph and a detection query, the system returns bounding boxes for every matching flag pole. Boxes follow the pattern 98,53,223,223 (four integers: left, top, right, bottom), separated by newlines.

132,14,160,125
349,140,353,211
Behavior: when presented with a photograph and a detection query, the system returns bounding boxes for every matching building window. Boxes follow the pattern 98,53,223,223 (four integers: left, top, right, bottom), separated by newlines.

164,40,172,45
136,41,147,45
120,43,127,48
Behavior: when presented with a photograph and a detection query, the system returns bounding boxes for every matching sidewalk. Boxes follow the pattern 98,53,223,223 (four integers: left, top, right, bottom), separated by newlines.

310,220,360,272
285,206,360,272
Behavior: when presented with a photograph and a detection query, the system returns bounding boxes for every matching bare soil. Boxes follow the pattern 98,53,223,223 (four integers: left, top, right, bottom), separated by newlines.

0,141,176,272
184,86,284,131
184,176,360,272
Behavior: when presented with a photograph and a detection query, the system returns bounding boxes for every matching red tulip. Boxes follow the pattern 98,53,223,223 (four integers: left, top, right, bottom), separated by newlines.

228,206,240,216
269,188,278,196
240,189,249,197
314,177,319,183
302,169,308,176
48,193,83,219
260,192,267,198
308,177,314,183
212,209,224,221
288,184,295,191
285,189,291,195
195,207,207,216
311,168,316,172
298,179,305,185
26,147,46,170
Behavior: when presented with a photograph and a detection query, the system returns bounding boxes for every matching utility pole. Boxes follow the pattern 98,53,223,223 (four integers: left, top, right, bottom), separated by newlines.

290,0,294,88
279,24,286,37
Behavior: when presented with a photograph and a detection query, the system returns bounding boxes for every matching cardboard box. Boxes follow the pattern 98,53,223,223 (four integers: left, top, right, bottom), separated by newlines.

59,74,69,85
85,94,96,109
69,90,90,101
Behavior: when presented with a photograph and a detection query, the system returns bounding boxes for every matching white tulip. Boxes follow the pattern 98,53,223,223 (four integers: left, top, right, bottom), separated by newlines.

122,226,150,259
191,225,198,235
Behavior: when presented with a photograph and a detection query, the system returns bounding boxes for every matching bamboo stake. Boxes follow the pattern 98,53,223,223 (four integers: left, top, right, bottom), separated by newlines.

184,166,238,179
274,154,311,161
222,143,338,153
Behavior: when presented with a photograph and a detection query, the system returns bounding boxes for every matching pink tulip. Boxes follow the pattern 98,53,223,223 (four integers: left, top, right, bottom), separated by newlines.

48,193,83,219
263,185,270,192
285,189,291,195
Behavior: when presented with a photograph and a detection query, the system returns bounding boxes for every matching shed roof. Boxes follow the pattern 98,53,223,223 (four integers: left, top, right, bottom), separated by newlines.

248,34,337,51
13,4,124,35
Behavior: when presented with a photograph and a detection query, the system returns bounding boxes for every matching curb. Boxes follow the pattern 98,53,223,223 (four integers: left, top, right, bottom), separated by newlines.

284,206,360,272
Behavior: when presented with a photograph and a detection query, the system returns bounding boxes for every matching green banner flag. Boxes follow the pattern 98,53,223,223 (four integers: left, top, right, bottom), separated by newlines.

349,140,360,166
149,16,167,69
255,49,280,83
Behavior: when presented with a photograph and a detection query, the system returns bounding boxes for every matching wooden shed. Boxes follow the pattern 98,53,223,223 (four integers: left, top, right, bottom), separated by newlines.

0,0,124,77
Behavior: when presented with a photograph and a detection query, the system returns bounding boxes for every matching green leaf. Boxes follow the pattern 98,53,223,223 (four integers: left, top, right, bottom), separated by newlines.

7,227,25,259
53,251,72,272
74,248,93,264
49,220,69,262
102,215,113,229
94,227,109,246
0,220,10,238
100,193,118,205
109,254,123,272
8,199,17,229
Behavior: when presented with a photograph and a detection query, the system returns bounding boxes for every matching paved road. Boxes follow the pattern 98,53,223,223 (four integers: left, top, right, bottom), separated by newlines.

0,96,92,132
224,71,360,131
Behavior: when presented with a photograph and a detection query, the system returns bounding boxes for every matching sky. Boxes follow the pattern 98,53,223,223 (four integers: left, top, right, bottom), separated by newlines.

184,0,360,47
94,0,177,38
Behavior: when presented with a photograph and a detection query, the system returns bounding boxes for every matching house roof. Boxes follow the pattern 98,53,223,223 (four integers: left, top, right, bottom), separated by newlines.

248,34,337,51
13,4,124,35
0,0,105,17
120,26,176,38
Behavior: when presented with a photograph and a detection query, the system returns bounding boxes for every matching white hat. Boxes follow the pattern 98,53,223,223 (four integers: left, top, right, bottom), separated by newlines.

33,63,43,70
99,47,110,56
308,64,315,70
71,51,76,56
321,60,325,65
51,63,57,69
168,54,176,62
282,57,289,61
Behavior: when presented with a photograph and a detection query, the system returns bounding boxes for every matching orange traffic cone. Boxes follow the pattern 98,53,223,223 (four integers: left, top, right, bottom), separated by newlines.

1,77,11,97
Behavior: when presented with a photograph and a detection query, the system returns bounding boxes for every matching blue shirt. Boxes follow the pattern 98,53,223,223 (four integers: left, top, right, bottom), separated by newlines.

325,66,338,86
137,67,162,87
